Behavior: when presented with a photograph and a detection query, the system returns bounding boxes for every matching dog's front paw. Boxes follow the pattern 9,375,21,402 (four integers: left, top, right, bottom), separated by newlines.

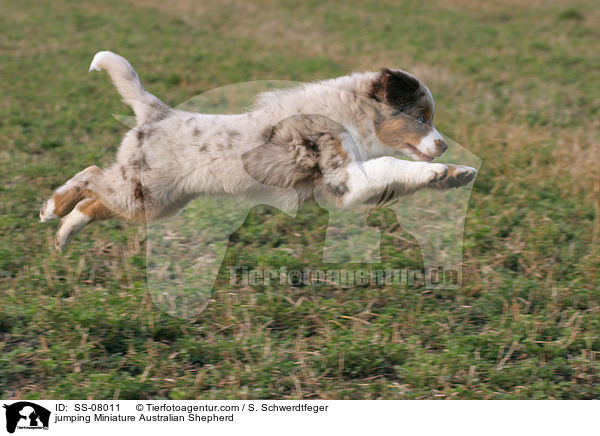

429,164,477,189
424,163,449,185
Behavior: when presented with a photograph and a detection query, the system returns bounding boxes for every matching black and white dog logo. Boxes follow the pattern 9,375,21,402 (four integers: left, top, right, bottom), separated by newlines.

3,402,50,434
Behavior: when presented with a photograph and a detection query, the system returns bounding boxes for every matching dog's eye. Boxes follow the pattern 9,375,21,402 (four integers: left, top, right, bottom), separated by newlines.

417,116,424,124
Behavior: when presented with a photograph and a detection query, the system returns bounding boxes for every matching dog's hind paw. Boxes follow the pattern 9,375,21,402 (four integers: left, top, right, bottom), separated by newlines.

40,197,58,222
54,207,93,252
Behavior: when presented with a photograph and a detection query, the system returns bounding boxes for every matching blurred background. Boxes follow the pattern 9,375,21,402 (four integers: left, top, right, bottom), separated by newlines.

0,0,598,399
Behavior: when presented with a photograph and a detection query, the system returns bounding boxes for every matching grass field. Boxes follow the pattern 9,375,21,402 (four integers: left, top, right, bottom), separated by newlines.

1,0,599,399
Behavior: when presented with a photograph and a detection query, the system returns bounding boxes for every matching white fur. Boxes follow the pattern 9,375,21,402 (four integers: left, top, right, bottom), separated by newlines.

39,197,57,222
89,51,107,71
342,157,448,207
89,51,166,125
55,206,92,252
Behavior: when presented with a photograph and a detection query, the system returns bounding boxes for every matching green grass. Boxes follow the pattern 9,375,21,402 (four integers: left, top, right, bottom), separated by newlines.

0,0,599,399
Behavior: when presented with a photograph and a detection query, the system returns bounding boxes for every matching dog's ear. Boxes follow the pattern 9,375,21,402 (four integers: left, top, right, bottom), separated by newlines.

370,68,420,108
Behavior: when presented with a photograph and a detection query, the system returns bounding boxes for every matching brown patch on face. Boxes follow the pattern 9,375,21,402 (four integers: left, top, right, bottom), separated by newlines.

400,90,433,121
79,199,114,221
120,165,128,180
193,127,202,136
369,68,435,123
375,116,434,160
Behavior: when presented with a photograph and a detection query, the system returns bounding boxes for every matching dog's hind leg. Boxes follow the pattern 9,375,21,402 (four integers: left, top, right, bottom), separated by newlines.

41,165,151,220
55,198,115,252
40,165,104,221
41,164,155,251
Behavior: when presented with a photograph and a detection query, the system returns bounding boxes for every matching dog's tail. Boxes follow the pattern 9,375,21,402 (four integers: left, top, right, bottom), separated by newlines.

89,51,168,125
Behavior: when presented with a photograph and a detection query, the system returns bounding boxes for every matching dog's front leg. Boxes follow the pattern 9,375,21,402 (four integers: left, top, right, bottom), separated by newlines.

338,157,476,207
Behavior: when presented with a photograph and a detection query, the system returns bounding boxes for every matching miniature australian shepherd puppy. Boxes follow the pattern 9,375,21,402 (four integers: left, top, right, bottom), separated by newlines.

40,51,476,251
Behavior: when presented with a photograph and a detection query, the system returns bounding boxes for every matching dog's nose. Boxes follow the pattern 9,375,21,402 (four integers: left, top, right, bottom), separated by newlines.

435,139,448,154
